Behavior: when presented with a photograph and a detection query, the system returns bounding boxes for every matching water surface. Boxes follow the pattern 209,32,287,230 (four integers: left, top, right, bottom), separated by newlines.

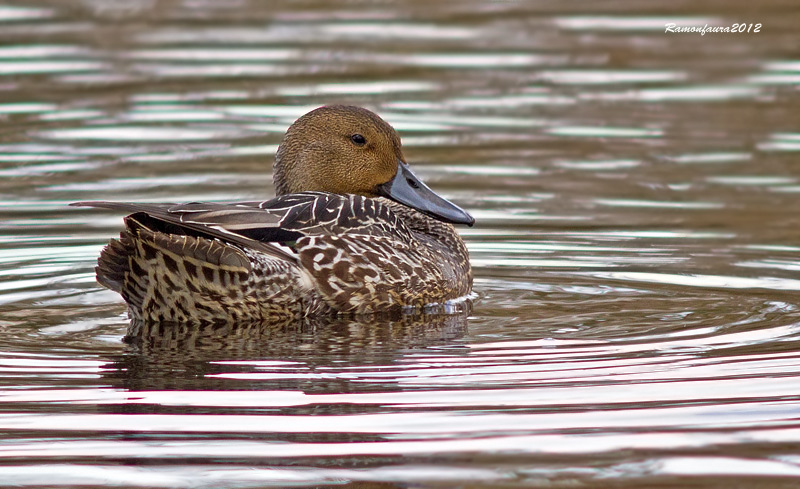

1,0,800,487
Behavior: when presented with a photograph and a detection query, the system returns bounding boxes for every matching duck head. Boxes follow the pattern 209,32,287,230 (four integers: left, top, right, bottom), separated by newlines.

274,105,474,226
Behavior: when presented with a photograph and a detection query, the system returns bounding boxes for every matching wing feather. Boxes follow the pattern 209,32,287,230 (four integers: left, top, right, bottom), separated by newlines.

71,192,414,254
71,200,298,263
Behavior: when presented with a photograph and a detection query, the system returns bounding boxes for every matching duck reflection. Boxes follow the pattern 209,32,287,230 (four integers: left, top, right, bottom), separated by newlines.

103,303,470,393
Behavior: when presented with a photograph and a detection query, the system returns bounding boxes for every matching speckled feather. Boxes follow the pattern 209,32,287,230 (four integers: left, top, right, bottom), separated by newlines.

81,193,471,321
73,105,473,322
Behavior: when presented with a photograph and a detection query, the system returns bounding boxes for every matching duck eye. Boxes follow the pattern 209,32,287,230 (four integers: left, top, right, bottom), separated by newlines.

350,134,366,146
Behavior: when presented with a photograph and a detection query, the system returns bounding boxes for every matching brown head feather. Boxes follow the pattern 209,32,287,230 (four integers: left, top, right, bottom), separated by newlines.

273,105,404,196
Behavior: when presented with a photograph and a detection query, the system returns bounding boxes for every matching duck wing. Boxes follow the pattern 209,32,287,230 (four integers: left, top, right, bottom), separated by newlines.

71,192,412,250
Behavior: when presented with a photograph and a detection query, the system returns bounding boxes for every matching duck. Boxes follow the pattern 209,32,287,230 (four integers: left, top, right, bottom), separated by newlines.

73,105,474,322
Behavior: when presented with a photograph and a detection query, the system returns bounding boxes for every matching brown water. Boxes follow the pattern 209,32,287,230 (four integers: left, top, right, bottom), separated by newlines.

1,0,800,487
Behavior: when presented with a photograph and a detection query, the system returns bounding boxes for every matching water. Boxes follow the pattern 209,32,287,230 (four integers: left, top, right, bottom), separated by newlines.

1,0,800,487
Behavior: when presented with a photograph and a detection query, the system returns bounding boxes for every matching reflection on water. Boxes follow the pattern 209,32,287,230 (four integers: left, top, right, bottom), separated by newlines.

1,0,800,487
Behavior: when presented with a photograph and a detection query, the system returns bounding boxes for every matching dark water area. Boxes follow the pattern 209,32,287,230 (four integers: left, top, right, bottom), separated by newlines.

1,0,800,487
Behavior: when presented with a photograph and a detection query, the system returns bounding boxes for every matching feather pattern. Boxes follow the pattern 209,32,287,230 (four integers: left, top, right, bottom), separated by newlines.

73,193,471,321
71,105,473,323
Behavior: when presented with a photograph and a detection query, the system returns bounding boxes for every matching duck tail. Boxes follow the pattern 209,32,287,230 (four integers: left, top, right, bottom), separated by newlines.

96,215,154,312
96,213,266,322
96,234,132,294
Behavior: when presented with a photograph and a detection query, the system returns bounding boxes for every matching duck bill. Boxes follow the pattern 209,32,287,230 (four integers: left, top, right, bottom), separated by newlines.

377,160,475,226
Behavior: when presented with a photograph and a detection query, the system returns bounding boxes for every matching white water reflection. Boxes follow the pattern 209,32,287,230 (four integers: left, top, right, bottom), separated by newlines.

0,61,106,75
0,44,85,57
0,464,506,488
319,23,475,40
43,174,266,192
737,259,800,272
594,199,723,209
36,126,246,141
667,152,752,164
277,81,438,96
586,85,762,102
547,126,662,137
398,53,552,68
0,428,797,459
0,103,55,114
0,5,52,21
554,16,720,31
658,457,800,477
128,48,301,61
538,70,685,85
759,133,800,152
554,159,640,170
580,271,800,291
1,1,800,487
440,93,575,107
706,176,795,186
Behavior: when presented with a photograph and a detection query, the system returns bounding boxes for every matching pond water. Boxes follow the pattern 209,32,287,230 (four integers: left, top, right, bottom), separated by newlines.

1,0,800,487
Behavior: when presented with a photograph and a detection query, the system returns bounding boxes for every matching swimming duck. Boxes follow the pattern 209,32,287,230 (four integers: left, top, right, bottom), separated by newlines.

73,105,474,322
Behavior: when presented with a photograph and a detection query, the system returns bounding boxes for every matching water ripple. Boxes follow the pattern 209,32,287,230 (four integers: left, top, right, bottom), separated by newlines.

1,1,799,487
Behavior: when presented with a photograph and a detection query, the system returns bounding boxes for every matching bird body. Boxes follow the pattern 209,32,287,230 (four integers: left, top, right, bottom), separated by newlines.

74,106,473,322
